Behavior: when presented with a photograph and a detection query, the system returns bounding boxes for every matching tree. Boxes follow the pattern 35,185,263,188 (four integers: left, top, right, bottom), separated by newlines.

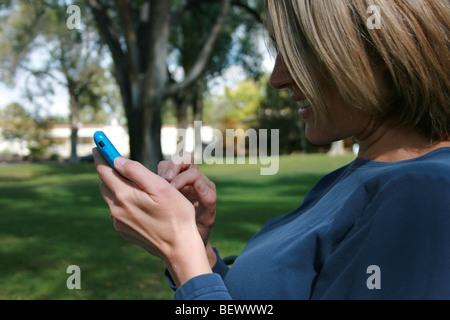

0,0,109,163
169,0,265,151
327,141,347,156
256,77,310,154
86,0,262,172
0,102,55,160
218,77,264,130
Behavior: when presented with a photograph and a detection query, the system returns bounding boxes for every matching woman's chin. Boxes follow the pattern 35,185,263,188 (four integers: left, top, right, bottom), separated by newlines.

304,124,347,146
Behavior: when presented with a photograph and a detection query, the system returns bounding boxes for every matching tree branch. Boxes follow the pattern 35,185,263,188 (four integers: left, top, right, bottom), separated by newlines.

164,0,232,98
116,0,140,81
86,0,125,68
231,0,263,24
18,63,66,88
169,0,189,27
86,0,133,112
170,0,262,27
77,65,103,95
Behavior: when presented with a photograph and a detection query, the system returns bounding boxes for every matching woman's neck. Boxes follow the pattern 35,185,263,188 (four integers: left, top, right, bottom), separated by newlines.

356,125,450,162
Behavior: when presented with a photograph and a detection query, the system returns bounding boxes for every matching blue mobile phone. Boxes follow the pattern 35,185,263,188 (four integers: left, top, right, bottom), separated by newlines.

94,131,123,173
94,131,138,187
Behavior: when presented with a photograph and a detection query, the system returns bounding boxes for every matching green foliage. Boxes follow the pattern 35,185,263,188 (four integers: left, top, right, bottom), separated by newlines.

0,0,115,122
215,77,264,129
169,0,265,82
0,102,55,160
207,75,315,154
257,78,310,154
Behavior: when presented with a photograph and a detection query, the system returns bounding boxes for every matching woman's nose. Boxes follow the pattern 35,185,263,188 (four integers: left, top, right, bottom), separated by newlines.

269,54,294,90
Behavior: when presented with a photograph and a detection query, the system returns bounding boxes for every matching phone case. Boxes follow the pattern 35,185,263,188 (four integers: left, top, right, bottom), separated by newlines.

94,131,122,171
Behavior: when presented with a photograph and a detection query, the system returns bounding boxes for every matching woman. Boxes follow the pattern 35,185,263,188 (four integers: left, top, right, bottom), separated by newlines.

94,0,450,299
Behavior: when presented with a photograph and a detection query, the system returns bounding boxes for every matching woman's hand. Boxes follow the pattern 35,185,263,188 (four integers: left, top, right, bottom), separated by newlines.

158,154,218,267
93,148,212,286
157,154,217,246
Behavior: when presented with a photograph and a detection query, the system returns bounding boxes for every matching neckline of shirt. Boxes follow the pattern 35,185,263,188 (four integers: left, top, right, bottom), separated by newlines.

351,147,450,168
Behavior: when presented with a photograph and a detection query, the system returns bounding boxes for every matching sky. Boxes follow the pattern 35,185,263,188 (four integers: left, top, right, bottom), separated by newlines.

0,31,274,119
0,71,69,117
0,44,70,118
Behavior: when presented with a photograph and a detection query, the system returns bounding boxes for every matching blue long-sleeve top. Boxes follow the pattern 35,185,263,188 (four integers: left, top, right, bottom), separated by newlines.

170,147,450,300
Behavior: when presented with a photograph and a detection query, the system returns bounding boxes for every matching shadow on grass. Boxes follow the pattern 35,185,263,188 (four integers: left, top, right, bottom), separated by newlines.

0,164,171,300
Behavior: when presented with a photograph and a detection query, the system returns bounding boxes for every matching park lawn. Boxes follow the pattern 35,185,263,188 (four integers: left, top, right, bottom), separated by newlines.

0,153,355,300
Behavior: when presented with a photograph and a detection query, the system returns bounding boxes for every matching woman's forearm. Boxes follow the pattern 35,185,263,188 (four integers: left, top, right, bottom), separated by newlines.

165,230,214,288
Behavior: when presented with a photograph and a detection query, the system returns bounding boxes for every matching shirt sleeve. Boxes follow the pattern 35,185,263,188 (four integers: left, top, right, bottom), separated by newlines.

313,171,450,299
210,247,231,279
165,247,232,299
174,274,233,300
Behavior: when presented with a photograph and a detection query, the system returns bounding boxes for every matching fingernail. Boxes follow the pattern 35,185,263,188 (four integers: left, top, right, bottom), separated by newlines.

198,181,208,194
114,157,127,168
170,182,177,189
165,169,174,180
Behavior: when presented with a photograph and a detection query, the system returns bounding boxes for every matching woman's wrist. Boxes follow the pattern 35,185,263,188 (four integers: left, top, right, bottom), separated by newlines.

165,232,213,287
205,241,218,267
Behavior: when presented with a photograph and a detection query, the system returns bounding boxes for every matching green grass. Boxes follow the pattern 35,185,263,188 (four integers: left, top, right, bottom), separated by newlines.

0,153,355,300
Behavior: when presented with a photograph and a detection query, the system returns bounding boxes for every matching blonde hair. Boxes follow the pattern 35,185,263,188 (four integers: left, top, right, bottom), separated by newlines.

265,0,450,142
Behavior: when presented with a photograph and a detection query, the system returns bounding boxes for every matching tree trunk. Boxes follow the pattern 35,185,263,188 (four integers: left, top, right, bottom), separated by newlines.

328,140,346,156
69,87,80,164
298,120,308,154
69,120,79,163
87,0,231,172
193,80,204,154
176,92,191,131
114,1,170,172
175,90,192,154
137,0,169,171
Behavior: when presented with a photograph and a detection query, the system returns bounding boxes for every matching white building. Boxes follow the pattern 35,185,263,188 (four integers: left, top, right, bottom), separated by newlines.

0,123,214,160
